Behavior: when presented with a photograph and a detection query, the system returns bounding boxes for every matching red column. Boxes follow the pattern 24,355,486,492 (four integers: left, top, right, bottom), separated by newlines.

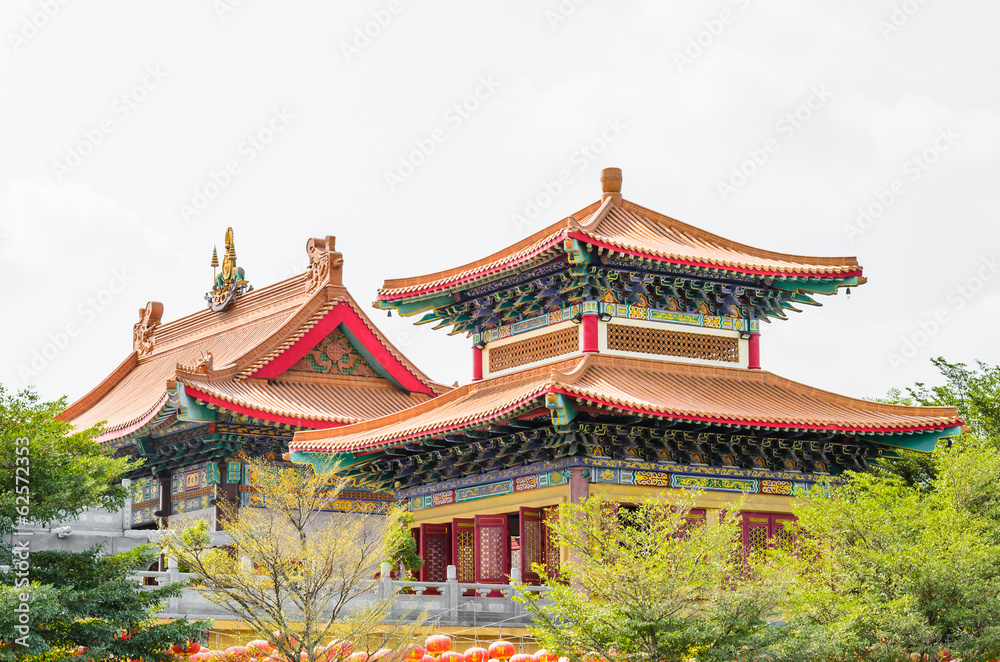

748,332,761,370
569,467,590,504
581,313,599,353
472,345,483,381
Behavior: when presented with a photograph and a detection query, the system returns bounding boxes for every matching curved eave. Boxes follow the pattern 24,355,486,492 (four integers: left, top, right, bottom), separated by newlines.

289,384,962,456
182,384,350,430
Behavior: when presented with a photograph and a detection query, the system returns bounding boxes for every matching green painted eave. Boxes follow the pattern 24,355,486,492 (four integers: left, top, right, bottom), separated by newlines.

290,450,370,474
772,276,859,296
377,294,456,317
860,425,964,453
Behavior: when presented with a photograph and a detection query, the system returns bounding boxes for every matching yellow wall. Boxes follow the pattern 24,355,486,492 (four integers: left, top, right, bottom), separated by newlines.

408,481,795,524
409,484,571,524
588,483,796,514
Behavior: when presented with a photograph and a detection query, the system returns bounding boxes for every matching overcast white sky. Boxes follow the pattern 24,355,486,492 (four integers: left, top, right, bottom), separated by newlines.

2,0,998,407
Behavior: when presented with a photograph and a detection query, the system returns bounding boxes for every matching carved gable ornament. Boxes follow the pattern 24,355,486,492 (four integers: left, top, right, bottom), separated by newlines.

306,235,343,293
133,301,163,356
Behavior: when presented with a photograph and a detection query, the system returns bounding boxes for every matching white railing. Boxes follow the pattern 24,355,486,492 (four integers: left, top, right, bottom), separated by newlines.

133,560,549,627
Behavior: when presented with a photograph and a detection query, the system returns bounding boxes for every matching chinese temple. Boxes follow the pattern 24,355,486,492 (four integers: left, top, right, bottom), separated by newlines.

288,168,963,585
57,231,448,531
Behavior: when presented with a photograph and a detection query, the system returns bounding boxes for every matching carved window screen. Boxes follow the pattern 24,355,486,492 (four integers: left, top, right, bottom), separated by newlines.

607,324,739,363
488,326,579,372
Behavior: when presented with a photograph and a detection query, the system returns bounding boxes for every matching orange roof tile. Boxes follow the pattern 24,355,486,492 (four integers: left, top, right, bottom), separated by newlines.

291,354,961,453
378,197,861,301
60,243,447,441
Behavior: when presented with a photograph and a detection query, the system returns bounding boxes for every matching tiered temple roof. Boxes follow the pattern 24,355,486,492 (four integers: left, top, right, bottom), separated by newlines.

59,236,448,446
290,169,961,491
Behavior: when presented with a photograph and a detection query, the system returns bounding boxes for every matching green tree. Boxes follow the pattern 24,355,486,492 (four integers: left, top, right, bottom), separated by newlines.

773,438,1000,661
0,544,210,661
518,492,790,662
0,385,139,539
160,459,422,662
893,358,1000,440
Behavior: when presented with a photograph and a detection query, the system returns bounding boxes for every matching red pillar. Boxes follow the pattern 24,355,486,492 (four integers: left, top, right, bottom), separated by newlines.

569,467,590,504
581,313,599,353
472,345,483,381
748,332,761,370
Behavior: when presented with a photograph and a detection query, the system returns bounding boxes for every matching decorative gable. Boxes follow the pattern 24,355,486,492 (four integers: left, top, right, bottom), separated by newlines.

285,327,379,378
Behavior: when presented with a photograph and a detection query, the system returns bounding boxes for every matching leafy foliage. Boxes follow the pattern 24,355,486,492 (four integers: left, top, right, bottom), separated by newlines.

772,438,1000,661
0,544,209,661
518,492,792,662
384,511,424,577
0,385,139,538
160,458,423,662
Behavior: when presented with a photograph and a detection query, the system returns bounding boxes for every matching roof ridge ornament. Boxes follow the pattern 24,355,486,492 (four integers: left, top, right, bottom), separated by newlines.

205,227,252,312
600,166,622,206
306,235,344,293
133,301,163,356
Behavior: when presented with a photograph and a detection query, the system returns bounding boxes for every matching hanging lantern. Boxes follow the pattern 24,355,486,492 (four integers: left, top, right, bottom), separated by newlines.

326,641,355,661
464,648,489,662
425,635,453,657
440,652,464,662
487,642,515,661
535,651,559,662
402,645,426,662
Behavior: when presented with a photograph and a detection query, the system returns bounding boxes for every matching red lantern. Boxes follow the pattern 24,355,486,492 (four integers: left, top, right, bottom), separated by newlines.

440,652,464,662
173,642,203,656
346,652,370,662
372,649,395,660
464,647,488,662
403,644,427,662
225,646,251,660
327,641,356,661
488,642,515,662
422,655,437,662
271,631,300,649
509,655,534,662
425,635,453,657
249,641,273,655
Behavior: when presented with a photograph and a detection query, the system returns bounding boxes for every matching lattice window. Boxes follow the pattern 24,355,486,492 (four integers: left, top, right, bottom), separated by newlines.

772,527,795,553
544,508,559,578
607,324,739,363
746,524,768,563
424,536,448,582
456,529,475,582
523,518,542,569
478,526,504,582
488,326,579,372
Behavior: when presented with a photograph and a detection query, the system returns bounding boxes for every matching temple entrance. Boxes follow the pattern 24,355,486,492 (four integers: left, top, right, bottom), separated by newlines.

412,507,558,588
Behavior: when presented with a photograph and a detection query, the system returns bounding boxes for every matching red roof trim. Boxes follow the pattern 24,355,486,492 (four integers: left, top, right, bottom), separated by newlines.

553,388,957,435
376,233,567,302
376,230,861,304
183,385,343,430
567,232,864,280
249,302,434,394
292,392,546,453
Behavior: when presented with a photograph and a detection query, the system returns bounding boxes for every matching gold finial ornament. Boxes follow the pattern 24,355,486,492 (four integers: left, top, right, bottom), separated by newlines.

206,226,251,312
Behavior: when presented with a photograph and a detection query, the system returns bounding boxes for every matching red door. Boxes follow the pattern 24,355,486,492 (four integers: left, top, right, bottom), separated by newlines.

451,518,475,583
741,512,770,558
519,507,544,584
474,514,509,584
419,523,451,584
